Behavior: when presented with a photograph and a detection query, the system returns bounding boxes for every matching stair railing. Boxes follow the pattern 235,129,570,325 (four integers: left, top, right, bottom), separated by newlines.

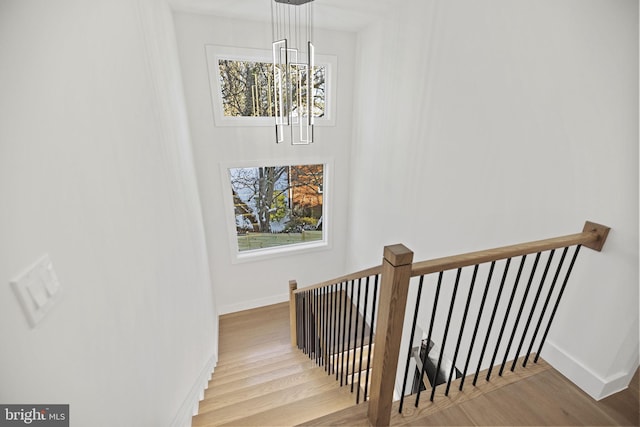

290,221,610,427
289,266,382,403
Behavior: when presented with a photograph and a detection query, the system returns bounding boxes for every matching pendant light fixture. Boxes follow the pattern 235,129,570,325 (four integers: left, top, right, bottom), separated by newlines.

271,0,315,145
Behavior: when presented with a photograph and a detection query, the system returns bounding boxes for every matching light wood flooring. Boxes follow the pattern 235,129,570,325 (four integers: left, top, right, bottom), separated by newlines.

194,302,639,426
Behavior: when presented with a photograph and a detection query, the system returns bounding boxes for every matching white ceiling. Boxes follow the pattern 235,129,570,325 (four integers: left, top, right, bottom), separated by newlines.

168,0,397,32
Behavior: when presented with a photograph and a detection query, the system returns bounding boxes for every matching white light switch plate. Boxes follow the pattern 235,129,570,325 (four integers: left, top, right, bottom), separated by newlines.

10,254,62,327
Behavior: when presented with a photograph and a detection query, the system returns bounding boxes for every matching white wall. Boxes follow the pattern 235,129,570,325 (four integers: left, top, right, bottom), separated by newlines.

172,12,356,314
348,0,638,399
0,0,217,425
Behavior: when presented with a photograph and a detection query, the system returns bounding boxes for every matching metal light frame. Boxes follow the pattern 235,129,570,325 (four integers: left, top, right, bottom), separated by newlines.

272,0,315,144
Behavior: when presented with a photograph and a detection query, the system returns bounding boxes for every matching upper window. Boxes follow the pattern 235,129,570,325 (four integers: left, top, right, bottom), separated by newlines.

218,58,326,119
206,45,336,127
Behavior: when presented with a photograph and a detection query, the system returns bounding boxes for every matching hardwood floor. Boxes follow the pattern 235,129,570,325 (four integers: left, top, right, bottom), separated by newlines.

195,302,639,427
305,360,639,426
395,367,639,426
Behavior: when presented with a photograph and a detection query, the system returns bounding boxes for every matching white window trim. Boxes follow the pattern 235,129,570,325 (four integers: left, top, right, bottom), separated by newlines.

205,44,337,127
220,158,333,264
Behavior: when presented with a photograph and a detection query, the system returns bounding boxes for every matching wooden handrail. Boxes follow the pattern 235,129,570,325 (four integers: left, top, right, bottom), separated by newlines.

292,265,382,294
411,221,610,277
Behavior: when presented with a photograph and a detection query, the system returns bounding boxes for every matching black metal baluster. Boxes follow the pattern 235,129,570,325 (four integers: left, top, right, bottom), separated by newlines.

364,274,379,401
314,289,318,363
524,247,568,367
499,252,541,376
308,291,312,358
399,275,424,413
314,290,318,360
320,289,324,365
333,282,340,375
446,265,478,396
307,291,313,359
324,285,329,369
310,290,315,360
307,290,312,358
460,261,495,391
339,281,348,382
415,272,443,407
300,293,304,350
329,283,338,375
356,276,371,404
535,245,582,363
302,292,306,354
512,250,555,371
429,269,462,402
351,278,362,393
297,293,301,350
487,256,526,381
327,286,332,368
343,280,355,386
302,293,307,354
303,291,307,355
334,282,341,379
340,282,351,387
313,289,317,363
473,258,511,386
317,288,321,365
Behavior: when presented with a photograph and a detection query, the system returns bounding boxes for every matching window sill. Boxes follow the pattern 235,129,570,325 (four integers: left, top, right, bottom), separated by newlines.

231,239,329,264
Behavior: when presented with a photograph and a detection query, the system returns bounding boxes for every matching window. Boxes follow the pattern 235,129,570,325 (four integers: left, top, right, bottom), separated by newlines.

206,45,336,127
224,163,327,258
218,58,326,119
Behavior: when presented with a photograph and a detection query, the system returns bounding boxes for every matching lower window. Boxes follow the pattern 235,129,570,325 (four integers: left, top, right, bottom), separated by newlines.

227,163,325,254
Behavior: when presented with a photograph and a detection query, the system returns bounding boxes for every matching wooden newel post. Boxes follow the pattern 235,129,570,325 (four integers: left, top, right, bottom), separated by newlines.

368,244,414,427
289,280,298,347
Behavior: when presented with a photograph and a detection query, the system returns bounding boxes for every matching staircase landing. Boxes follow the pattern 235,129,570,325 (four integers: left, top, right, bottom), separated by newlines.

303,358,640,426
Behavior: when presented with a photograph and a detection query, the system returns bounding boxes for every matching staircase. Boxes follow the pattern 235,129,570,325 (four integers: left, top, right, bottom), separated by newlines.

192,300,549,427
192,301,638,427
192,222,626,427
192,303,358,427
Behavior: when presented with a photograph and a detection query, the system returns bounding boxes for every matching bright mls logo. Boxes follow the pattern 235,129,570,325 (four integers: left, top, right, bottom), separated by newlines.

0,405,68,426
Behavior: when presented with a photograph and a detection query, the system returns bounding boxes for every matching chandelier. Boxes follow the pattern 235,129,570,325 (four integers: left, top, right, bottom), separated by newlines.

271,0,315,145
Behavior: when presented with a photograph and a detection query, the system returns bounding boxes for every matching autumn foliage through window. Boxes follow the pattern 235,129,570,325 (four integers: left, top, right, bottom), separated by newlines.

229,164,324,252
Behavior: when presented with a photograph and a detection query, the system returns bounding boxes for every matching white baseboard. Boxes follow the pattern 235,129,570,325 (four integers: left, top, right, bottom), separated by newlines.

218,292,289,315
543,340,638,400
171,353,217,427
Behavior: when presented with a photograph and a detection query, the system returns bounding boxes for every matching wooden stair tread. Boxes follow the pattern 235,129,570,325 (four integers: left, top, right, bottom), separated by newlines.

204,359,317,398
297,401,371,426
330,345,375,375
217,335,291,358
214,343,295,370
209,352,311,385
199,365,343,412
195,374,356,426
217,387,357,426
